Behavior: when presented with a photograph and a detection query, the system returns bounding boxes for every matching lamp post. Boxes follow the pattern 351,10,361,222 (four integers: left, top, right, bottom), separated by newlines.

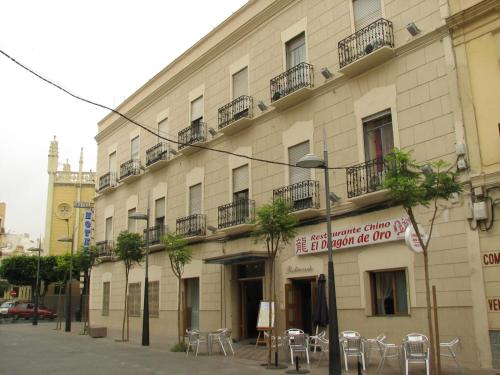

128,209,150,346
58,235,74,332
28,239,42,326
297,137,341,375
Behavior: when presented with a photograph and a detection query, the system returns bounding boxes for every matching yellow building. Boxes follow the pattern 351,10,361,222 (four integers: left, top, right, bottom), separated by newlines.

0,202,6,246
43,137,96,255
449,0,500,368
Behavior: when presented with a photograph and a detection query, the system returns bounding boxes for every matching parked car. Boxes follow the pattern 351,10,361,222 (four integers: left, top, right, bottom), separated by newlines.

8,303,57,320
0,301,15,317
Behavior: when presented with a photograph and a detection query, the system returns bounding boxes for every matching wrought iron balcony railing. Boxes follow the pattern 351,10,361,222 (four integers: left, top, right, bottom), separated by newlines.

270,62,314,103
178,120,207,150
273,180,320,212
346,157,388,198
218,95,253,130
98,172,117,191
96,240,114,257
338,18,394,69
218,199,255,229
146,142,170,166
119,159,141,180
176,214,206,237
143,225,167,245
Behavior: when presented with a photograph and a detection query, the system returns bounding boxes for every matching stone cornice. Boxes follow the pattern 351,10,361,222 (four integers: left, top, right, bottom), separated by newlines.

96,0,295,142
446,0,500,30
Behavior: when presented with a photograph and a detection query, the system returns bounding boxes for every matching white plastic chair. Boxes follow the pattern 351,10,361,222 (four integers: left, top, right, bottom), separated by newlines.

376,337,401,373
209,328,228,356
309,330,326,354
340,331,366,371
316,336,329,367
403,333,430,375
440,337,464,374
365,333,386,365
288,333,309,365
186,329,206,357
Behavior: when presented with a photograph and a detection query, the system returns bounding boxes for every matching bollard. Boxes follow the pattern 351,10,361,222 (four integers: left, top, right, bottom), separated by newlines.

275,351,278,367
295,356,299,372
357,359,362,375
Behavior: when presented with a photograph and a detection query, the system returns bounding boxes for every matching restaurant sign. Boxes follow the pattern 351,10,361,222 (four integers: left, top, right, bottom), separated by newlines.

295,217,410,255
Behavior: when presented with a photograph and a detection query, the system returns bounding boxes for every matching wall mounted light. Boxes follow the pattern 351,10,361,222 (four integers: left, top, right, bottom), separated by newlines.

321,67,333,80
170,148,178,156
207,225,217,234
406,22,421,36
257,101,268,112
208,127,217,136
329,192,341,203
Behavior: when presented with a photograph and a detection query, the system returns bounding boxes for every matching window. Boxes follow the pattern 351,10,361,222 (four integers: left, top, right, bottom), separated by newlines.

232,67,248,99
128,282,141,317
155,198,165,226
286,32,306,70
131,136,140,160
127,208,136,233
109,152,117,174
158,118,168,141
237,262,265,278
232,165,249,201
105,217,113,242
288,141,311,185
102,282,110,316
363,110,393,161
191,96,203,124
353,0,382,31
189,183,202,215
148,281,160,318
370,269,408,315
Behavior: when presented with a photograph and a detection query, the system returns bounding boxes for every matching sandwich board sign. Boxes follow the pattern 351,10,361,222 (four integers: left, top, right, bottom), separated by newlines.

256,301,275,329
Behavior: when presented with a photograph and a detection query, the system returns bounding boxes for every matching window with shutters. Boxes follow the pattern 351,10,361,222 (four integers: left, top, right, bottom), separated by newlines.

232,67,248,99
105,217,113,242
353,0,382,31
191,96,203,124
369,269,408,316
148,281,160,318
288,141,311,185
189,183,202,215
131,136,140,160
127,208,136,233
102,282,110,316
155,198,165,226
363,110,393,161
232,165,249,201
128,282,141,317
109,152,117,173
158,118,168,141
286,33,306,69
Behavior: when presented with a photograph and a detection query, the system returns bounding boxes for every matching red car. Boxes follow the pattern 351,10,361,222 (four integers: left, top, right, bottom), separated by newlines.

8,303,57,320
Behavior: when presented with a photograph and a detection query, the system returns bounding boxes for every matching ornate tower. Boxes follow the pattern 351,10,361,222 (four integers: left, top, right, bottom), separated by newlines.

43,136,58,251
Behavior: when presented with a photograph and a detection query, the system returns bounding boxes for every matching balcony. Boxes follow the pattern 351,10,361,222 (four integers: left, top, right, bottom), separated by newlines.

96,240,114,258
338,18,394,77
98,172,117,193
119,159,141,183
273,180,321,220
270,62,314,110
218,95,254,135
144,225,167,249
178,120,207,155
145,142,172,171
176,214,206,240
346,157,390,206
218,199,255,235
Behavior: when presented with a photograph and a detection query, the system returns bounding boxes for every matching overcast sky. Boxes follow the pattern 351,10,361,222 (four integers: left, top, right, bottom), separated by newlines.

0,0,248,239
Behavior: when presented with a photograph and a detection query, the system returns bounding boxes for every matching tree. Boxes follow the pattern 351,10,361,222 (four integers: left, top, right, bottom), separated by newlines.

114,231,144,342
252,198,297,367
0,256,37,292
383,148,462,374
74,246,99,333
161,233,192,345
38,256,60,301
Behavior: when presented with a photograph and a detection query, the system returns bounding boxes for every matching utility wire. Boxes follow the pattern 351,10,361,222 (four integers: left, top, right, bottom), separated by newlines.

0,48,345,170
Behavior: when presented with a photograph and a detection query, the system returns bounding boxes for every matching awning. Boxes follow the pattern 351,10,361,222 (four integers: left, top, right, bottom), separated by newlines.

203,251,269,265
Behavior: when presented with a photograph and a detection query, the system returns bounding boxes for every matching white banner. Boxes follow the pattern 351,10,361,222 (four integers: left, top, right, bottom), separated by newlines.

294,217,410,255
83,210,93,249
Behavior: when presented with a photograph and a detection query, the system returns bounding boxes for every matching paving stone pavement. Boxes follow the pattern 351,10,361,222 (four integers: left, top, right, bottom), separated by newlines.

0,321,497,375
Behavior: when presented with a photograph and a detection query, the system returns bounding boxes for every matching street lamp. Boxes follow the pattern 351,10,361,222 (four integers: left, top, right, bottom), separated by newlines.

297,140,341,375
128,210,150,346
58,235,74,332
28,241,42,326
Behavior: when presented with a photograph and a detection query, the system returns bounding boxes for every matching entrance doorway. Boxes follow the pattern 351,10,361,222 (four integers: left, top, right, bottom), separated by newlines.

240,279,263,339
285,278,317,335
184,278,200,330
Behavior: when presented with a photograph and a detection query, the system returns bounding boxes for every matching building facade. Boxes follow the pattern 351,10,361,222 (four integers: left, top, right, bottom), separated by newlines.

90,0,498,368
43,137,96,255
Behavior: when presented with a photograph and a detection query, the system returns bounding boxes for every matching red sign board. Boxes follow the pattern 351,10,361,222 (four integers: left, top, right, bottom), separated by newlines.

9,290,17,297
488,297,500,312
482,251,500,266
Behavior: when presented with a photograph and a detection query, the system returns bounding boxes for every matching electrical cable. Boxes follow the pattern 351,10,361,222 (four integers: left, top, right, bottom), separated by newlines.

0,48,345,171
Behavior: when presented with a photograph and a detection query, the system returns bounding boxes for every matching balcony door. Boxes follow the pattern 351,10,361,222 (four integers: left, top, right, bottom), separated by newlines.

189,183,202,216
288,141,312,209
190,96,204,141
286,32,306,70
105,217,113,243
353,0,382,31
184,278,200,330
131,136,140,161
363,110,393,162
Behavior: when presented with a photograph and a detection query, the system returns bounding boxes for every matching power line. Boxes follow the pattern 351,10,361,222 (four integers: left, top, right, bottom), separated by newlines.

0,48,345,170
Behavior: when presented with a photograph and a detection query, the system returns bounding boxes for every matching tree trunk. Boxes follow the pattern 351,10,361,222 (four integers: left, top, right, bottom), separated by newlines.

268,258,273,366
122,269,129,342
273,259,279,365
178,276,182,344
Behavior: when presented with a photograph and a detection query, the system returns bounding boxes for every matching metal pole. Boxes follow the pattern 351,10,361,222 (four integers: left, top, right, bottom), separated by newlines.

142,200,150,346
323,144,341,375
32,240,41,326
66,237,73,332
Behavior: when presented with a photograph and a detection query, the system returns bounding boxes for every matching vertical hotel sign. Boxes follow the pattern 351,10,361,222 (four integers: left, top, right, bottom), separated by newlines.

295,217,410,255
83,210,92,250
